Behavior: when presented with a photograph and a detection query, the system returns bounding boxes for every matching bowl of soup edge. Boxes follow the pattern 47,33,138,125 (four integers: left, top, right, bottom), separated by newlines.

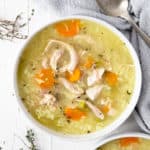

14,15,142,141
94,132,150,149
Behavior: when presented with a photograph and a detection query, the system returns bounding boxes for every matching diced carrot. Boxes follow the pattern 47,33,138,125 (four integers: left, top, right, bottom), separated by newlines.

66,67,81,82
120,137,139,147
55,20,80,37
84,56,94,69
104,71,118,86
34,68,55,89
101,105,110,113
64,107,86,120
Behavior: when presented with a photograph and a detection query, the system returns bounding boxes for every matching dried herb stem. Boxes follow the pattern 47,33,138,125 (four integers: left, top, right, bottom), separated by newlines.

15,129,39,150
0,9,34,41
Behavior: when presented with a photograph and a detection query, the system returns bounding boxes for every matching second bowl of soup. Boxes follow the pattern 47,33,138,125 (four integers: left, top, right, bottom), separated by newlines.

96,133,150,150
15,16,141,140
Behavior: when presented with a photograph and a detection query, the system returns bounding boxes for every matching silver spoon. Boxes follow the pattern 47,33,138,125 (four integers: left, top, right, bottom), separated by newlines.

96,0,150,47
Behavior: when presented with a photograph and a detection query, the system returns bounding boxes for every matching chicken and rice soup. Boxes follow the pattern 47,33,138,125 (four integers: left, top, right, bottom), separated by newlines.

97,137,150,150
17,19,135,135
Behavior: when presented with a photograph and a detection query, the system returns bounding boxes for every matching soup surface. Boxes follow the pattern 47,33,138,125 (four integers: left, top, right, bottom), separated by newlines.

97,137,150,150
17,19,135,135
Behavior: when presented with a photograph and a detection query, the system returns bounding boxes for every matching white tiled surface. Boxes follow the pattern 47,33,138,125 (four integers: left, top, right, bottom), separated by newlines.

0,0,142,149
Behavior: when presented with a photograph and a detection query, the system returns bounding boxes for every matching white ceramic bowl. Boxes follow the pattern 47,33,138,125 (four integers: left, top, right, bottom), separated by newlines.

94,132,150,149
14,16,142,141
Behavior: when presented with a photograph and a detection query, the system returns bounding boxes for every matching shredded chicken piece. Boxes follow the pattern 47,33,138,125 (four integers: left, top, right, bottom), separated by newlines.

85,100,104,120
44,39,78,73
87,68,105,86
75,99,104,119
40,94,56,106
42,57,49,69
79,50,87,57
58,77,84,95
86,85,103,101
50,49,64,71
100,99,116,116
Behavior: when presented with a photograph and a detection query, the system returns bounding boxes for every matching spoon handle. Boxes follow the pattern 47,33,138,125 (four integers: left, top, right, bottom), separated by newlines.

127,16,150,47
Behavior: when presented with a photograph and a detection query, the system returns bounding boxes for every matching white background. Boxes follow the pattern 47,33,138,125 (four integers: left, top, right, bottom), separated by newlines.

0,0,142,149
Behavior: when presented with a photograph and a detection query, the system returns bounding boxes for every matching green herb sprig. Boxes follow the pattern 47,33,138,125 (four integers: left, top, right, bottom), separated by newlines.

26,129,38,150
16,129,39,150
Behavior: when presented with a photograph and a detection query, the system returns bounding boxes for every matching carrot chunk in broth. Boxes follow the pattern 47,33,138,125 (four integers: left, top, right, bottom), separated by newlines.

101,105,110,114
34,68,55,89
66,67,81,82
120,137,140,147
104,71,118,86
64,107,86,120
55,20,80,37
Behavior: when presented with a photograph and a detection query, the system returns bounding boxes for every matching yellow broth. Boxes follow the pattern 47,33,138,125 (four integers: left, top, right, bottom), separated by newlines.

17,19,135,135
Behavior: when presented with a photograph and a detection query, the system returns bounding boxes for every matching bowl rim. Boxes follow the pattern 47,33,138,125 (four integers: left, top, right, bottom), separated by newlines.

94,132,150,149
14,15,142,141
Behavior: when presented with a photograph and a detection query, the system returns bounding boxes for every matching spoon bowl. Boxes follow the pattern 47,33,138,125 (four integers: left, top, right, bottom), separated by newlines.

97,0,128,17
